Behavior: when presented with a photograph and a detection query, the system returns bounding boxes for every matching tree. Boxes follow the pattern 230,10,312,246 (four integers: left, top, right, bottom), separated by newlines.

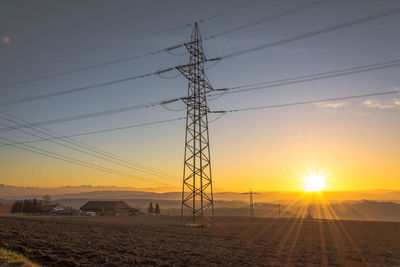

154,203,160,216
148,202,154,214
10,199,50,214
10,202,17,213
32,198,38,212
11,200,23,213
24,199,31,213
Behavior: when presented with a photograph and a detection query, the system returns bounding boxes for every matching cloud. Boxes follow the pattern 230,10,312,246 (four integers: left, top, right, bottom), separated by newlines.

362,98,400,109
317,102,346,108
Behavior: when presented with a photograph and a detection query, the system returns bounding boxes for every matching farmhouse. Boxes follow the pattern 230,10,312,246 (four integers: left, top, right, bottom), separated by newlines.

80,201,138,216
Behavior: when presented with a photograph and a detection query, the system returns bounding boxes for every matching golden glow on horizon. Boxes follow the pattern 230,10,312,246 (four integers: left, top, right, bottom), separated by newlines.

304,171,327,192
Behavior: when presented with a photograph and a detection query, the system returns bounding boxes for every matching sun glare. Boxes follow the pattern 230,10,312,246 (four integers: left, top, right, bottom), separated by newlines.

304,171,326,192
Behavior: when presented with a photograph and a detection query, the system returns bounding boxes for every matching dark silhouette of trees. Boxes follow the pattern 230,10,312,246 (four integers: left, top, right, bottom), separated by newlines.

155,203,160,215
11,199,51,214
148,202,154,214
10,200,23,213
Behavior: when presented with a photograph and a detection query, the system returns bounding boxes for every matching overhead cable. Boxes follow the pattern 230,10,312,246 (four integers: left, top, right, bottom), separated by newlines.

0,0,330,88
0,112,179,180
0,0,257,72
209,59,400,96
209,7,400,61
1,58,398,132
0,97,184,131
0,116,180,183
0,67,175,107
0,117,185,146
0,136,177,185
211,90,399,113
205,0,329,40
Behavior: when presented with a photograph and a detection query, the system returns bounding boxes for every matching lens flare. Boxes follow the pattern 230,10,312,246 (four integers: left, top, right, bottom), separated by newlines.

304,171,327,192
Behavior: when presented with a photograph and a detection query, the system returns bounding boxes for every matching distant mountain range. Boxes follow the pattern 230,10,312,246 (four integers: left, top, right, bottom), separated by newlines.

1,184,400,203
2,184,400,222
0,184,163,197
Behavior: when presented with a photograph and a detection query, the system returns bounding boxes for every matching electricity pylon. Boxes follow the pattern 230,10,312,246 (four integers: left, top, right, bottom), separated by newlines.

177,23,214,225
278,203,281,218
242,190,260,217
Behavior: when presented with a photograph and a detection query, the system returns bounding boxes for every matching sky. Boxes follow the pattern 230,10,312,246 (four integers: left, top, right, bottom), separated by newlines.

0,0,399,193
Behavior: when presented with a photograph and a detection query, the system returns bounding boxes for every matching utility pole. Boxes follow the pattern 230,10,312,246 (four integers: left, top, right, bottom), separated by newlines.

278,203,280,218
178,23,214,225
242,190,260,217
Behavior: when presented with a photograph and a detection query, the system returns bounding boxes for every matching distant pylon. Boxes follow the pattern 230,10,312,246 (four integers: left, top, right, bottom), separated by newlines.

278,203,281,218
177,23,214,225
242,190,260,217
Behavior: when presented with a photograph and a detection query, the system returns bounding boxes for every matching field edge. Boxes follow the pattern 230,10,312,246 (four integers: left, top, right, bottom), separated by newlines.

0,248,41,267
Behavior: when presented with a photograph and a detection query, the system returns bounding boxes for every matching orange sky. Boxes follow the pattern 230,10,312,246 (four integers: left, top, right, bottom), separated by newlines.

2,100,399,192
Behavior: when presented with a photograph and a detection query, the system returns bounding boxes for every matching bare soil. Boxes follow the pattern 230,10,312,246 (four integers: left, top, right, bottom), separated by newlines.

1,215,400,266
0,204,11,214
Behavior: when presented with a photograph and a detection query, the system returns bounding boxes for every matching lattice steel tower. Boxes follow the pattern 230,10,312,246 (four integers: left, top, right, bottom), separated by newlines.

242,190,260,217
177,23,214,225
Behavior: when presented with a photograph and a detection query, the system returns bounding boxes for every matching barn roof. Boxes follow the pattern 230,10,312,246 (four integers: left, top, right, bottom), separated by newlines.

80,201,131,210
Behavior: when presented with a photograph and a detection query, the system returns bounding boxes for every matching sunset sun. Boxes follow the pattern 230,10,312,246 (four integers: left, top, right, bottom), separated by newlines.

304,171,327,192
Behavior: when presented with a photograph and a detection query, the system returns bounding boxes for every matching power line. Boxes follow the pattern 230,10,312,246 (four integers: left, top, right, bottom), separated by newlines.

0,112,180,180
0,0,334,90
0,117,185,146
209,59,400,96
3,2,394,94
0,118,179,183
205,0,329,40
1,92,396,186
2,90,397,144
0,67,175,107
2,5,398,105
211,90,399,113
0,97,184,131
0,0,257,73
209,6,400,61
0,136,177,186
0,0,329,89
1,58,398,132
2,19,398,199
2,51,398,109
0,115,180,183
0,62,207,108
0,29,187,74
0,45,184,89
223,59,400,90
